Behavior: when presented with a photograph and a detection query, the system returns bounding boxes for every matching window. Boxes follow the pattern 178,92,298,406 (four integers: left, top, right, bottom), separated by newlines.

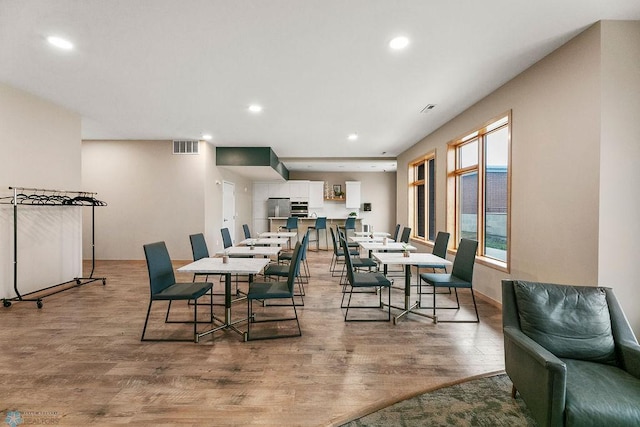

409,153,435,242
448,113,510,268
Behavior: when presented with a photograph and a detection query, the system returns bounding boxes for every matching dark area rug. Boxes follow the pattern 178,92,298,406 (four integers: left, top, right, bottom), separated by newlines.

340,373,537,426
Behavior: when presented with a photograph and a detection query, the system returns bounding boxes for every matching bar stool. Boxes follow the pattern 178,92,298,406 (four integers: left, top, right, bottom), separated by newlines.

308,217,327,250
344,216,356,236
279,216,299,242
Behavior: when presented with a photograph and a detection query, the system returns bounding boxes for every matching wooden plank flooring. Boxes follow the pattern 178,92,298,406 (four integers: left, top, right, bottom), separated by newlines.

0,249,505,426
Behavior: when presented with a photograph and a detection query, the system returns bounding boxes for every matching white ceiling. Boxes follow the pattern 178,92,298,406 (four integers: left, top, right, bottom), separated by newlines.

2,1,640,173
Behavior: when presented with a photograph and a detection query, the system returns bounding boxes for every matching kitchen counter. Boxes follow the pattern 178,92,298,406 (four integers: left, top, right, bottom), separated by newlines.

268,217,360,221
268,217,362,249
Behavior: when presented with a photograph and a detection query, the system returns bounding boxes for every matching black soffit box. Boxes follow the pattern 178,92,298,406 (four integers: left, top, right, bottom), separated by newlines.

216,147,289,181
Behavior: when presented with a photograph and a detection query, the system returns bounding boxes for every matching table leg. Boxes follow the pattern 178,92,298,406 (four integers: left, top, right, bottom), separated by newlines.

392,265,436,324
196,273,246,342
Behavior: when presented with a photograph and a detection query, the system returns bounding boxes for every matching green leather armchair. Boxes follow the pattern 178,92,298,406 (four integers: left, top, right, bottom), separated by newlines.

502,280,640,427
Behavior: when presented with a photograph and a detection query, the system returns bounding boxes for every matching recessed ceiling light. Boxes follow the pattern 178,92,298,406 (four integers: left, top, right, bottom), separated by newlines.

389,36,409,50
347,133,358,141
202,134,212,141
248,104,263,113
47,36,74,50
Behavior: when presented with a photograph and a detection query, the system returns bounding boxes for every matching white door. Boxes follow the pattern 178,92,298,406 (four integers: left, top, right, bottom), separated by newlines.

222,181,235,244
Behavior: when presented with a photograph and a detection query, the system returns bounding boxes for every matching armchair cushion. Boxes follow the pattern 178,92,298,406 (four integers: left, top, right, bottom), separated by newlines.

563,358,640,426
513,281,616,365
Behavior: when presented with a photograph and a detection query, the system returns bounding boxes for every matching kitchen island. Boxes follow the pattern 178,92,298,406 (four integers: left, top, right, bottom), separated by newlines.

268,217,362,250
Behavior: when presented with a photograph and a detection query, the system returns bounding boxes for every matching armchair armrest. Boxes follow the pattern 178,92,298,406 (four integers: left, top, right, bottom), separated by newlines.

619,340,640,379
504,326,566,427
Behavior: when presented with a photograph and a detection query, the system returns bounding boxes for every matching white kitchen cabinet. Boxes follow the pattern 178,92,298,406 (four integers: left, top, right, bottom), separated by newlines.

289,180,310,201
268,181,290,198
308,181,324,208
345,181,361,209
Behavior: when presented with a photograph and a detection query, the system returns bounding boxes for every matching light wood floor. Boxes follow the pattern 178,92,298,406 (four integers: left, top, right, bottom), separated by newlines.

0,249,505,426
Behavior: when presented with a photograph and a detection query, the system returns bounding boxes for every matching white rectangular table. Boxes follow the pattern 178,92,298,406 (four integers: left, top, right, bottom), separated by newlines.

355,231,391,237
258,232,297,248
349,236,395,243
178,257,270,341
239,238,290,247
259,231,297,239
215,246,281,257
372,252,452,324
358,241,417,258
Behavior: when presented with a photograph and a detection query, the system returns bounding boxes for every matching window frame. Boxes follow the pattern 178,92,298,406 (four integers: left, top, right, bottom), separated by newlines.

446,111,511,272
408,151,436,244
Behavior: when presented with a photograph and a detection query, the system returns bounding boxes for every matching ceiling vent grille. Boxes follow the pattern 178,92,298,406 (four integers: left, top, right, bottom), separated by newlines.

173,140,199,154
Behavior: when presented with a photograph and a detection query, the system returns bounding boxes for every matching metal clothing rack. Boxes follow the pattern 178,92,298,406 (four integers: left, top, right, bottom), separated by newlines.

1,186,107,309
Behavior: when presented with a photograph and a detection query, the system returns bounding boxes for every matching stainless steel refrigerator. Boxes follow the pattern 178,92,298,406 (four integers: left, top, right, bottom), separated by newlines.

267,198,291,218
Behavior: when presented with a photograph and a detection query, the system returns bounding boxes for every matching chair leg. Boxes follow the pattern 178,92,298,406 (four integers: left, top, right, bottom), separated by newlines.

244,296,302,341
511,385,517,399
331,256,345,276
296,277,305,303
141,300,153,341
341,284,348,307
344,285,391,322
433,287,437,320
142,294,212,342
246,297,253,340
292,297,301,335
427,287,480,323
470,289,479,322
193,297,198,341
344,288,354,320
165,300,173,322
386,285,391,321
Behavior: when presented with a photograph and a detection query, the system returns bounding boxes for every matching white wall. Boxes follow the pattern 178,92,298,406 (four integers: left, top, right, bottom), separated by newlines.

203,143,254,253
81,140,254,260
398,24,602,301
289,171,397,233
0,83,82,299
598,21,640,333
81,140,206,260
397,21,640,335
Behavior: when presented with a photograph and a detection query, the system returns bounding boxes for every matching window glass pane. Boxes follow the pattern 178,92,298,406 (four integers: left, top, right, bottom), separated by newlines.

485,127,509,167
416,184,425,238
459,171,478,241
484,127,508,261
417,163,425,181
459,139,478,168
428,158,435,241
486,116,508,132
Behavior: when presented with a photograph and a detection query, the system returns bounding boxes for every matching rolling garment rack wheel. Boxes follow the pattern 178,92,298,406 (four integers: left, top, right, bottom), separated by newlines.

36,299,43,309
3,299,11,308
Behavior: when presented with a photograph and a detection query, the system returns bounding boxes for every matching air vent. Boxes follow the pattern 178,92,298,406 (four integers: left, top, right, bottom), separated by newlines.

420,104,436,113
173,140,199,154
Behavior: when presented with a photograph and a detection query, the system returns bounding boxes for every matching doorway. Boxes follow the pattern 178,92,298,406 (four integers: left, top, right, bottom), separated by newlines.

222,181,235,244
